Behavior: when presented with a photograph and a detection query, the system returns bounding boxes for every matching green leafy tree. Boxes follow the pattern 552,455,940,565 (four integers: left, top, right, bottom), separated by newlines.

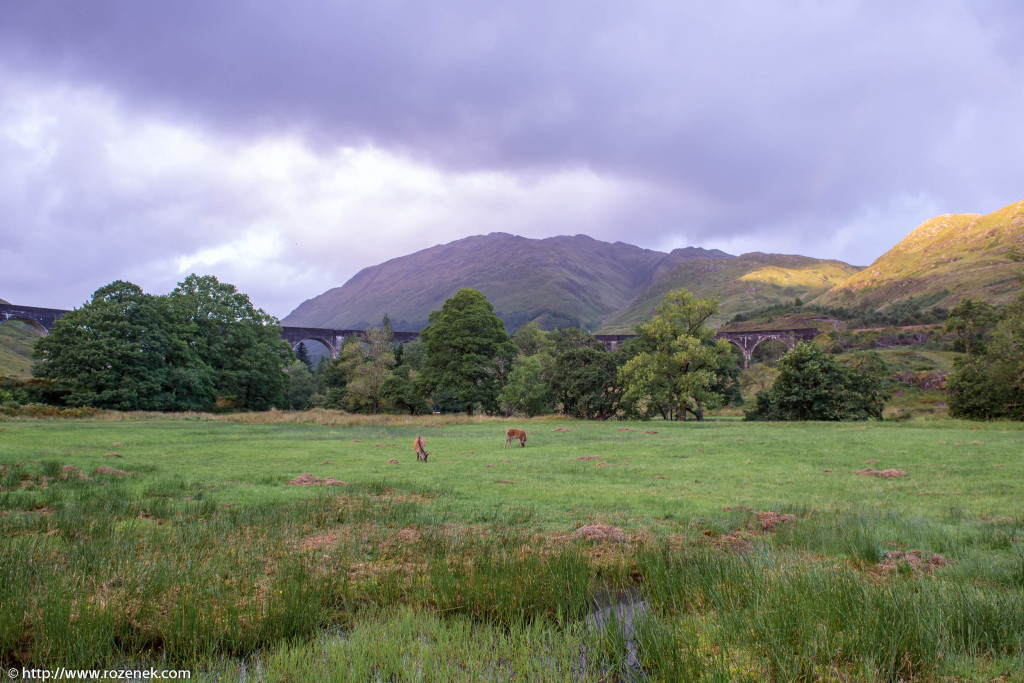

618,289,739,421
947,295,1024,419
547,328,622,419
512,322,552,357
497,353,553,417
418,289,517,415
33,281,214,410
341,326,396,414
944,298,997,358
284,359,316,410
168,274,291,410
746,342,888,421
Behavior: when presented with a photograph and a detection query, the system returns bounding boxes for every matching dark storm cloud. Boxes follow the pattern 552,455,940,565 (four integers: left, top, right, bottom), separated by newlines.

1,1,1022,312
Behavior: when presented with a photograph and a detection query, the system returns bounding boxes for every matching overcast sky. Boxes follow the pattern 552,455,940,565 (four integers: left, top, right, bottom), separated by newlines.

1,1,1022,317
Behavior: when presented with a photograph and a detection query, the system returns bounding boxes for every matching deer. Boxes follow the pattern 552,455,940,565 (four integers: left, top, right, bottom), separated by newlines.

413,436,430,462
504,428,527,448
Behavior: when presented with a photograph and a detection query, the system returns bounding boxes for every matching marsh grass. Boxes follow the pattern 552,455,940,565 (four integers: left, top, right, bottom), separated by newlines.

1,414,1023,679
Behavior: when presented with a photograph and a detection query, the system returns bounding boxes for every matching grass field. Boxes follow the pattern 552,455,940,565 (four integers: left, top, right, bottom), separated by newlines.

1,413,1022,681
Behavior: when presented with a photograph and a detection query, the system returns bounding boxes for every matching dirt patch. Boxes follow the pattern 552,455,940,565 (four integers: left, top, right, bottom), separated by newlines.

457,451,475,455
866,459,880,464
104,453,123,458
553,428,571,432
854,467,906,479
496,480,515,485
387,459,399,464
486,464,495,468
298,532,340,551
60,465,89,481
286,473,346,486
351,439,362,442
754,510,796,532
643,430,658,434
878,550,950,574
571,524,628,543
394,527,421,545
320,461,333,465
95,466,131,476
617,428,635,432
823,469,833,473
577,456,600,461
653,476,668,480
596,462,615,467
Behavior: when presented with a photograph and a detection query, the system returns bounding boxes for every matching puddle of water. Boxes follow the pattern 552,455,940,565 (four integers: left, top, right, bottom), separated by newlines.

579,587,650,681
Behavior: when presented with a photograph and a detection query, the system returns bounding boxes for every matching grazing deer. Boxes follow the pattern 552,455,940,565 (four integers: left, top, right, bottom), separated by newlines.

413,436,430,462
505,428,527,448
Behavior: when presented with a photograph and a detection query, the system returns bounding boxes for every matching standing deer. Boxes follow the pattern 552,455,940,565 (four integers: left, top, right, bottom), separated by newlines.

413,436,430,462
504,428,527,448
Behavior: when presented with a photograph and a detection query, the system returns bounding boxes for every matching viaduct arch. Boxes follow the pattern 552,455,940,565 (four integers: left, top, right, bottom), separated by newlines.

714,328,820,368
0,304,63,336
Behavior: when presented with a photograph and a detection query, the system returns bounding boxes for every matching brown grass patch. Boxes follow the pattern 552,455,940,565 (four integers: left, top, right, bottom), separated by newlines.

854,467,906,479
553,428,571,432
576,456,600,461
877,550,950,574
104,453,123,458
387,459,399,464
569,524,627,543
95,466,131,476
286,473,346,486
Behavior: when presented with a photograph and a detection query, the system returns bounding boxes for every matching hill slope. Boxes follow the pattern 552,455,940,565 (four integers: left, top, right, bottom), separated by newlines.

814,200,1024,311
0,298,41,379
284,234,858,332
598,253,861,332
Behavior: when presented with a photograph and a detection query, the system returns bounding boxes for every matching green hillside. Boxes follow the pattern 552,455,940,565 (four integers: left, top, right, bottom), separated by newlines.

284,234,857,333
283,233,732,331
0,297,41,379
597,253,861,332
814,200,1024,311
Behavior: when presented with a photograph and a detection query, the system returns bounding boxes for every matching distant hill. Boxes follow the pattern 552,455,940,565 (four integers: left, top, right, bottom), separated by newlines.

284,233,731,331
598,253,861,332
814,200,1024,311
284,233,857,332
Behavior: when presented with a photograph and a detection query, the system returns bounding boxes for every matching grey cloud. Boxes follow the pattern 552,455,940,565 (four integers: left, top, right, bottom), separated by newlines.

2,1,1023,309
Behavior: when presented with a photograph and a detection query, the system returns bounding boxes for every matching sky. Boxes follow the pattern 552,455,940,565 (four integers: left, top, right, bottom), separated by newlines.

1,1,1022,318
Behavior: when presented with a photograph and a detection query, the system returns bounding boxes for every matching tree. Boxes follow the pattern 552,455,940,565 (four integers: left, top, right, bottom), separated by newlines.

340,325,396,414
944,298,997,358
33,281,214,410
418,289,517,415
547,328,622,419
295,342,313,369
618,289,739,421
168,274,292,410
497,353,553,417
746,342,888,421
946,295,1024,419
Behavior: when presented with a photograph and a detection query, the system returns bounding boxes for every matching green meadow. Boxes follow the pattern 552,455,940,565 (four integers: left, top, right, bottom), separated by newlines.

1,413,1022,681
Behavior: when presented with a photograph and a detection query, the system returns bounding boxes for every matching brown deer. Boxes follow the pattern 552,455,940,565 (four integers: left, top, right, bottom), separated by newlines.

504,428,527,448
413,436,430,462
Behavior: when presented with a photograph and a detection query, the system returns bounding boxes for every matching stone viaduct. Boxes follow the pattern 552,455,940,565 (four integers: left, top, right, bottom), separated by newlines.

0,303,818,365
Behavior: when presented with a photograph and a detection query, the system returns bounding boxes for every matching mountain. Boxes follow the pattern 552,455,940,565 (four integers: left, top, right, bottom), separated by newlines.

814,200,1024,311
283,233,859,332
598,253,861,332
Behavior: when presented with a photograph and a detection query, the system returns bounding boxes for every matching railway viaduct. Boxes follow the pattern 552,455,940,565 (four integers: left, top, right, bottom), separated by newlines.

1,303,817,364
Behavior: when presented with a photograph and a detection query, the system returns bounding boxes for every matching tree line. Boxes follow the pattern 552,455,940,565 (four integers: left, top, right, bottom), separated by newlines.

11,270,1020,422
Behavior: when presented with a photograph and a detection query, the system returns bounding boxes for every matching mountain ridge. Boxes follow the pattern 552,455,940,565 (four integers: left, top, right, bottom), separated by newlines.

284,233,858,332
813,200,1024,310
